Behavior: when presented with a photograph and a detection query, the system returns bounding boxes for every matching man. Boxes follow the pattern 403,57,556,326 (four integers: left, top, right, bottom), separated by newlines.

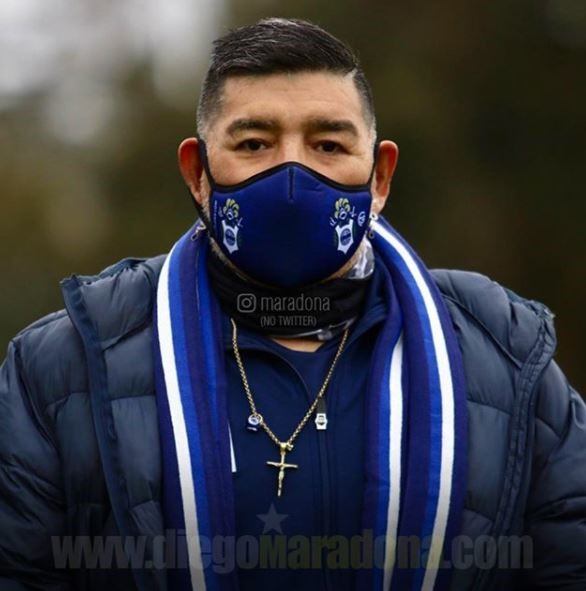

1,17,585,591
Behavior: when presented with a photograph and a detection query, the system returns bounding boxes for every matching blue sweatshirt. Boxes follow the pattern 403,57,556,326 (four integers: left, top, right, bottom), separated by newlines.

220,259,389,590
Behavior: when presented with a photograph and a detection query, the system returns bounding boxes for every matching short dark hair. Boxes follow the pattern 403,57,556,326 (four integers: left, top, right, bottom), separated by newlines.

196,17,376,138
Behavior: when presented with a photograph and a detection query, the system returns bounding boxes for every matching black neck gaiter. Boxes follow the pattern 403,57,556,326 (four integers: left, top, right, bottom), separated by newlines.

206,241,374,340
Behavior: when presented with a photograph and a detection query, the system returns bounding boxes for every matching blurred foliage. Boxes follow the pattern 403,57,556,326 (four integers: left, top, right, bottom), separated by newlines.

1,0,584,395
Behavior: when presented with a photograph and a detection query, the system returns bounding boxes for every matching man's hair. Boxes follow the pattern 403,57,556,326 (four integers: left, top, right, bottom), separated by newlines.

196,17,376,138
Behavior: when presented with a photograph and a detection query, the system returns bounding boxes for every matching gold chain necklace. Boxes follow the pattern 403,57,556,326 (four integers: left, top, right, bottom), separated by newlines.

230,317,349,497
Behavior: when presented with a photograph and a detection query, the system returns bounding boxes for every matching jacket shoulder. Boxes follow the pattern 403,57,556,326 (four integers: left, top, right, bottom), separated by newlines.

431,268,556,365
431,268,574,449
7,254,166,410
59,253,166,348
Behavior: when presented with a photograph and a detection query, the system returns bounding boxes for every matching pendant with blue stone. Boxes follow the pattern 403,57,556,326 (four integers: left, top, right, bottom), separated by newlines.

246,413,262,432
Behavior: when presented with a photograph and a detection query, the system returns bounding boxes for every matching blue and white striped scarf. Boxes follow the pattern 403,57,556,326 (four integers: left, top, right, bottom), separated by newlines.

152,214,468,590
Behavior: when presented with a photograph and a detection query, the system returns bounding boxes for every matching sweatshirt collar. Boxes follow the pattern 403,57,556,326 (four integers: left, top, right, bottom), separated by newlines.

219,252,390,354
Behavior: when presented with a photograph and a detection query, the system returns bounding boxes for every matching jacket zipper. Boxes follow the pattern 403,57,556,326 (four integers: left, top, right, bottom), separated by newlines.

317,360,351,591
259,353,336,590
289,361,335,591
472,309,556,591
317,396,334,591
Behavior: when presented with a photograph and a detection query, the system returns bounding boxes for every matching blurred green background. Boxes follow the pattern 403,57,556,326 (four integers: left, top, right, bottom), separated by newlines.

1,0,584,395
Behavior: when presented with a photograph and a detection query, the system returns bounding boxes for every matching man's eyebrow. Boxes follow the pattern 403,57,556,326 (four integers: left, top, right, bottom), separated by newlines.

304,118,359,136
225,117,360,137
225,118,281,136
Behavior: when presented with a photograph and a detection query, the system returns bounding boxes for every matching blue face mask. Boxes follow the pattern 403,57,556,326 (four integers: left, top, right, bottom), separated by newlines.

194,139,379,288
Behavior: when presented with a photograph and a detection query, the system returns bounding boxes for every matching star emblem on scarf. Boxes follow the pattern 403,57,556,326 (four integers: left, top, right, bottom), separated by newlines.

256,502,289,534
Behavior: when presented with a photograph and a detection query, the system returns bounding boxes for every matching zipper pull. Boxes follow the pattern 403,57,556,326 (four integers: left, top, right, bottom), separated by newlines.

246,413,262,432
315,397,328,431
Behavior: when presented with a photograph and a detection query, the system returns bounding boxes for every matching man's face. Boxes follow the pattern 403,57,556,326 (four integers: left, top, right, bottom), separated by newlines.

179,70,398,219
203,71,375,188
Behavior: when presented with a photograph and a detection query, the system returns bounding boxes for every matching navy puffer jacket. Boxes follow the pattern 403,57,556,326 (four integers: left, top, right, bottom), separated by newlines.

1,253,585,590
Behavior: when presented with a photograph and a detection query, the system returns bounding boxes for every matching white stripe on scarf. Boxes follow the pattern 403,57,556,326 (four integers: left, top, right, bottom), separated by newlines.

383,332,404,590
373,219,455,591
157,243,207,590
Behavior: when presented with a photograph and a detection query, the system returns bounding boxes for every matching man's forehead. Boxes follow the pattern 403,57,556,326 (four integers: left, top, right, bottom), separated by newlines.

214,71,368,131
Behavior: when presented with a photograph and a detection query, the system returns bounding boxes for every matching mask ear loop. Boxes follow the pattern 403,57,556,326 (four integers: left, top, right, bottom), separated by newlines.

366,138,381,185
196,138,219,189
367,139,381,239
187,137,216,241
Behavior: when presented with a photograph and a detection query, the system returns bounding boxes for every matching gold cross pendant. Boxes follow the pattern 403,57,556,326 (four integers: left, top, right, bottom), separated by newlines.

266,443,298,497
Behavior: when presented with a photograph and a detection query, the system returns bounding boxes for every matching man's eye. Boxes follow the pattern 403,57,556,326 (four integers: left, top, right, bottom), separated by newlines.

236,139,266,151
317,141,343,153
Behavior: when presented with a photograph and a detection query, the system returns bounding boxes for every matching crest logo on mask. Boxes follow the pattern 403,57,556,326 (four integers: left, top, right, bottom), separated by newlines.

218,198,242,254
330,198,366,255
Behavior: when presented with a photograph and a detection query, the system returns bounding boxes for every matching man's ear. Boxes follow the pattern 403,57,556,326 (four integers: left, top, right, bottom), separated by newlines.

178,137,206,206
371,140,399,215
